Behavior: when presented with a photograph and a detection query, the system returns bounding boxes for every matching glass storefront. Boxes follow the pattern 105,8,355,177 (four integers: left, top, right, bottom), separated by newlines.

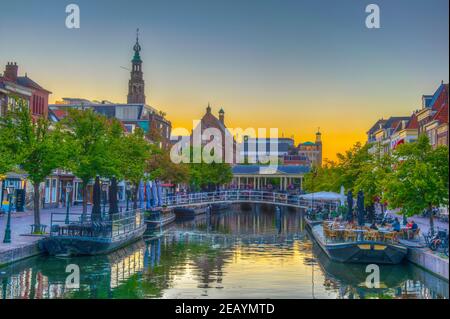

1,178,25,212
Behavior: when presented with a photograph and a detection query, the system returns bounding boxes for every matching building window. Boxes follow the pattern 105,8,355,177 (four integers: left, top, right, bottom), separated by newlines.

51,178,57,203
118,185,125,201
74,181,83,202
427,130,436,146
45,179,51,203
40,96,44,114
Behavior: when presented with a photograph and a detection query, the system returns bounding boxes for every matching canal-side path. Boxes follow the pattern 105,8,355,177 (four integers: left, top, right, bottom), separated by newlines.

387,210,449,281
0,206,85,267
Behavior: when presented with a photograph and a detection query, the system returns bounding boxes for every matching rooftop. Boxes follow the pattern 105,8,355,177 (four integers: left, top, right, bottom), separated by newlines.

16,76,52,94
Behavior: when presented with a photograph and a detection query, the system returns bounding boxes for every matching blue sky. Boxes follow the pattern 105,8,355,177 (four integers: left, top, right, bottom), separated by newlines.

0,0,448,159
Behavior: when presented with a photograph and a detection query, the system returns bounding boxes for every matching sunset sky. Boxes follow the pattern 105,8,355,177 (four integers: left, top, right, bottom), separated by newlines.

0,0,448,160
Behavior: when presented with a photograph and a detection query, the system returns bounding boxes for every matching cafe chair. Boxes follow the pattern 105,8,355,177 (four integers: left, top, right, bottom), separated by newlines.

344,230,357,242
411,228,420,240
366,231,381,241
383,232,397,243
327,229,340,241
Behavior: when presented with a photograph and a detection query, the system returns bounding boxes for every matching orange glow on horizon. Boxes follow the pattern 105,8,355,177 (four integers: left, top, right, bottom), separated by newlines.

48,90,375,162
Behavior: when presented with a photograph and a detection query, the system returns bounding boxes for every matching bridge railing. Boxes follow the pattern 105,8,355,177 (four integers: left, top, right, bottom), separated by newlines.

161,190,340,210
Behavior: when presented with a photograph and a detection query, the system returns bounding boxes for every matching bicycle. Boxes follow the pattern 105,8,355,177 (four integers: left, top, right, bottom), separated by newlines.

428,229,449,254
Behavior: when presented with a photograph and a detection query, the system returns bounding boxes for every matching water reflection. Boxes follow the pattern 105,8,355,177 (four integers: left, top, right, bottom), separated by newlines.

0,206,448,299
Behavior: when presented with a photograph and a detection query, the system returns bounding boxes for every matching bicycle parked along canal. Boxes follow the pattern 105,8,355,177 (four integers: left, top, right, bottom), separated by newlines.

424,228,449,257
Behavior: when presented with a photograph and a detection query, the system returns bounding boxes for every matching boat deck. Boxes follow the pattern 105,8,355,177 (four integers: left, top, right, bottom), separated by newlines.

306,220,408,264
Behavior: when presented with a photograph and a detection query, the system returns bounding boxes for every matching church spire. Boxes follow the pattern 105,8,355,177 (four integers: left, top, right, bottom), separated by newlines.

133,28,142,63
127,28,146,104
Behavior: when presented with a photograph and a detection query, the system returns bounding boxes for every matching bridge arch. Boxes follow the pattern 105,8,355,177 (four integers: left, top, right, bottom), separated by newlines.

162,190,339,211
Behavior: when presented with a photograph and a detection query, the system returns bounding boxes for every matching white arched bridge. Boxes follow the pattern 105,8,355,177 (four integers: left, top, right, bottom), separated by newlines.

161,190,341,210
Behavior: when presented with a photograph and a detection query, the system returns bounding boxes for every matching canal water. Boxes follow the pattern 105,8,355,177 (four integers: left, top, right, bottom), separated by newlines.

0,205,448,299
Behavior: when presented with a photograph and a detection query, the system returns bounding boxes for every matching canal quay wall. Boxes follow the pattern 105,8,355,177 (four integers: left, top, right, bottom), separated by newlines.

0,208,56,268
407,248,449,281
0,240,43,267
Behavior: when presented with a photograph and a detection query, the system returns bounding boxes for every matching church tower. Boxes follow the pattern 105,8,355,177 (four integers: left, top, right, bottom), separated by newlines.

315,128,322,167
127,29,146,104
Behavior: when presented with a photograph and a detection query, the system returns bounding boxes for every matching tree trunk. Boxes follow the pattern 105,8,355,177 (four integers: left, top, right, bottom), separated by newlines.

109,177,118,218
367,204,375,223
91,176,102,221
82,181,88,219
133,182,139,210
429,203,434,234
33,183,41,230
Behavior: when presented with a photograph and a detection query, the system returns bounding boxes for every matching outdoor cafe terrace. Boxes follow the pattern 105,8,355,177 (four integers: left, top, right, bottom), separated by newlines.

319,220,420,244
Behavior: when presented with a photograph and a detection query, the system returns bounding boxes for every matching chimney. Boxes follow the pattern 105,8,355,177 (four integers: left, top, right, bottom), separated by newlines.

219,108,225,124
4,62,18,82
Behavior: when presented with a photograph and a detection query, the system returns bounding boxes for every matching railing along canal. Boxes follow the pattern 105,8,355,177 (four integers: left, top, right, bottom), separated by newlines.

49,209,145,240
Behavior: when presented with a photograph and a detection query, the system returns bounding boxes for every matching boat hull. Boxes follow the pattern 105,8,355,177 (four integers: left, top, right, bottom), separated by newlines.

174,206,209,220
146,213,176,230
210,203,232,211
40,226,147,256
305,218,407,264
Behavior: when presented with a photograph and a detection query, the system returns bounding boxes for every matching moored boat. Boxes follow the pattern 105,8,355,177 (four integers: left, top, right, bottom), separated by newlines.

145,208,176,230
174,205,210,220
40,210,146,256
210,203,232,211
305,217,408,264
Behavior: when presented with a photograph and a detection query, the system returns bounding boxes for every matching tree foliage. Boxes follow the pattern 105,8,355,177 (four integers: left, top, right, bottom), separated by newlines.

304,134,449,230
303,142,373,199
0,98,66,228
61,109,118,214
118,128,154,208
354,144,393,206
382,134,449,220
0,121,16,177
147,149,189,185
187,149,233,191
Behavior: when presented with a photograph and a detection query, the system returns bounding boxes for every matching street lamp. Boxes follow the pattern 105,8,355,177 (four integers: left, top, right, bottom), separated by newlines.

64,183,73,224
102,181,109,217
3,185,15,244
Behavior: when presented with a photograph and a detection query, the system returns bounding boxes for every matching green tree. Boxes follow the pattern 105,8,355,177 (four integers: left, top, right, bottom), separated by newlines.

188,161,232,191
303,161,340,193
165,146,232,192
303,142,372,195
334,142,372,191
0,99,66,231
354,144,393,219
118,128,153,209
147,149,189,186
61,109,114,216
0,122,17,177
383,134,449,232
